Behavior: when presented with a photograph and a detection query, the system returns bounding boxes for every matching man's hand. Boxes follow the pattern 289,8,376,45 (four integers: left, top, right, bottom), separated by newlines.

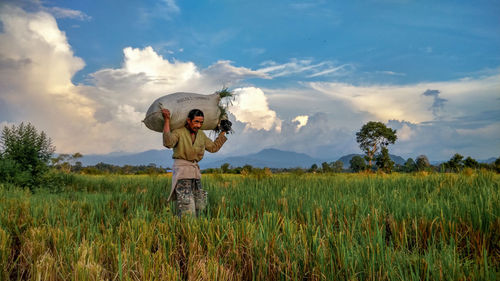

162,108,171,133
161,108,171,120
219,119,232,133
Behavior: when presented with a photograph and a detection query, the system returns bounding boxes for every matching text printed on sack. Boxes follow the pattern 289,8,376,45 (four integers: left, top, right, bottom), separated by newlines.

176,96,210,103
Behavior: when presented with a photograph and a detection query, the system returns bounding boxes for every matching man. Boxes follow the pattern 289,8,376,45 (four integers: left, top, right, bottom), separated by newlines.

162,108,228,217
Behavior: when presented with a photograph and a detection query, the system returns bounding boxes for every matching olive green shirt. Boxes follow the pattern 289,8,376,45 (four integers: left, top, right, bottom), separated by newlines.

163,127,227,162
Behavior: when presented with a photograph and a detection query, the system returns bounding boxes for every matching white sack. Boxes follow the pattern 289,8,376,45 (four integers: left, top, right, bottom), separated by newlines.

143,92,222,132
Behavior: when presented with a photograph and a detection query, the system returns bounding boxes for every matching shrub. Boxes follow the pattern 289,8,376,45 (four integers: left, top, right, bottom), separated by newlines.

0,122,55,189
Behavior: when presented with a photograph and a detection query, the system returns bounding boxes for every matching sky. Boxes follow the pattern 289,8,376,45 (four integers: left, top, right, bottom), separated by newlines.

0,0,499,161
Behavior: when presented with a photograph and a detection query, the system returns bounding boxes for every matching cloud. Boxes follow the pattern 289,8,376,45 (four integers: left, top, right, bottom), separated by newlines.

162,0,180,14
395,122,414,141
292,115,309,131
138,0,180,23
218,112,359,159
388,119,500,160
309,75,500,124
257,59,352,78
202,60,270,85
1,1,91,21
1,3,498,162
422,89,447,116
0,5,283,154
229,87,281,131
44,7,91,21
376,70,406,76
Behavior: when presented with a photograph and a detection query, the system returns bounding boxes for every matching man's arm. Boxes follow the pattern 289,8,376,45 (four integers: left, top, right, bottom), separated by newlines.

162,109,178,148
205,131,227,153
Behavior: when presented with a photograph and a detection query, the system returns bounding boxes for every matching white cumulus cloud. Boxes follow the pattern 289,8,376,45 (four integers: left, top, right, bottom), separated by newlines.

1,3,498,162
292,115,309,131
0,5,285,155
229,87,281,131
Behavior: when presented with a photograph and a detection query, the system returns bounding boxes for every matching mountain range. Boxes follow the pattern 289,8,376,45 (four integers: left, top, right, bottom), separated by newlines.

79,148,412,169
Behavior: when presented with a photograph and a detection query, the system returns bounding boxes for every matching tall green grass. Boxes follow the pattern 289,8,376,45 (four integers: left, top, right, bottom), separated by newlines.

0,172,498,280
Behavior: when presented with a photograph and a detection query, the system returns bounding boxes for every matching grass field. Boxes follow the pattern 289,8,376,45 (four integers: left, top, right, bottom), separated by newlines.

0,171,498,280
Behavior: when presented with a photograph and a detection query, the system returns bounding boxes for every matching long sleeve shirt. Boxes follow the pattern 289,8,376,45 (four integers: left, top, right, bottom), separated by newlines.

163,127,227,162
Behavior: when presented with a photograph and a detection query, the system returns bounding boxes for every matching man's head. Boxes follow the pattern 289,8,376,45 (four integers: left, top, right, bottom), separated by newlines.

186,109,204,133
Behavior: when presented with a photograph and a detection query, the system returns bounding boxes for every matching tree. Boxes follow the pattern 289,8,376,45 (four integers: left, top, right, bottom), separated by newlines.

415,155,430,171
321,162,331,173
463,157,479,169
349,155,367,172
309,163,318,173
0,122,55,187
375,147,394,173
332,160,344,173
495,157,500,173
445,153,464,172
241,164,253,175
51,152,83,173
356,121,397,168
404,158,417,172
220,163,230,173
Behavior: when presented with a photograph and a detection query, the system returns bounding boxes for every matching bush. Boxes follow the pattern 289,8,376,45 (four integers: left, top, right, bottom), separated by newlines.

350,155,367,172
0,122,55,190
0,158,32,186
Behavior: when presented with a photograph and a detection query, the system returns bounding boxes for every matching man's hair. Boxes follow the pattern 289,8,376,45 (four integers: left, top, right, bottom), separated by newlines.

187,109,204,120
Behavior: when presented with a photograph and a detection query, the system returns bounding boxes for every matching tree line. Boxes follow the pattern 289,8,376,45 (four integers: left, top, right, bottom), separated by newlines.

1,122,499,191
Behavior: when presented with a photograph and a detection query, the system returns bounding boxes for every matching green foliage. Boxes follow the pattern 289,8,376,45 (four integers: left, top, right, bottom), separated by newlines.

79,162,168,175
320,162,331,173
349,155,367,172
308,163,318,173
444,153,465,172
375,147,394,173
220,163,230,173
214,88,234,131
51,152,83,173
463,156,479,169
404,158,417,172
0,158,31,186
331,160,344,173
356,121,397,167
0,122,55,188
416,155,431,171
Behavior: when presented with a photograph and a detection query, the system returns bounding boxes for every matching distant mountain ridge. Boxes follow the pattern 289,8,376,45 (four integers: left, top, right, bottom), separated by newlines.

201,148,320,169
80,148,415,169
80,149,173,167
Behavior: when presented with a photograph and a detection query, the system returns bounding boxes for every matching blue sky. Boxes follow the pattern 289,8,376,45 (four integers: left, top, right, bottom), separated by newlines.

0,0,499,161
60,0,500,84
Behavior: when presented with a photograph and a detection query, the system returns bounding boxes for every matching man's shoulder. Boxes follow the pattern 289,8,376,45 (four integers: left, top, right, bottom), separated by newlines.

171,127,188,134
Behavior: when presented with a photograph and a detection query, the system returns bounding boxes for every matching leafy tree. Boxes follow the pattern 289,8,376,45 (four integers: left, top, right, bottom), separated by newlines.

445,153,464,172
356,121,397,168
349,155,367,172
495,157,500,173
404,158,417,172
321,162,331,173
463,156,479,169
415,155,430,171
52,152,83,173
289,167,305,176
375,147,394,173
0,122,55,187
309,163,318,173
220,163,230,173
241,164,253,175
332,160,344,173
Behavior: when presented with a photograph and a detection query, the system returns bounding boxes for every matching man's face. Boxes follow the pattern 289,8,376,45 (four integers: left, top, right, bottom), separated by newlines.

186,116,204,132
